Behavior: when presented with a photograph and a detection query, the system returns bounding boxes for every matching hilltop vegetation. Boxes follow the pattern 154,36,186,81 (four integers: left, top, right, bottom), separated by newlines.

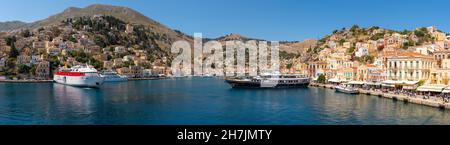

297,25,440,62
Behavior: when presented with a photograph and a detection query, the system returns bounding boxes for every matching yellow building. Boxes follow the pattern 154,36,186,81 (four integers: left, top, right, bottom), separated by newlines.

294,63,308,75
357,64,378,82
308,61,327,78
433,31,447,42
429,59,450,85
433,50,450,67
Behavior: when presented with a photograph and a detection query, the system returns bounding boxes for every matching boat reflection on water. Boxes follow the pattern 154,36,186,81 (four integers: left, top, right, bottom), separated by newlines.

52,83,100,122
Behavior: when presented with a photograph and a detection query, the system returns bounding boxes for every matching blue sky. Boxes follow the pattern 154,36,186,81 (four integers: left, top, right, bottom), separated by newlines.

0,0,449,41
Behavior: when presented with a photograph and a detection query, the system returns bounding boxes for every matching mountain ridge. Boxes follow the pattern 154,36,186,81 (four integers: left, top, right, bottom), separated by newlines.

0,4,190,43
0,21,31,32
0,4,312,44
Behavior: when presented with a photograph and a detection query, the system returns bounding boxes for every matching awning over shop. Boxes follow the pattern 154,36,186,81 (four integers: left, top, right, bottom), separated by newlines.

348,81,365,85
365,82,382,86
442,89,450,94
328,78,340,83
381,80,419,85
382,80,396,85
443,87,450,94
403,86,417,90
381,84,395,87
382,80,397,87
403,81,419,85
416,85,447,92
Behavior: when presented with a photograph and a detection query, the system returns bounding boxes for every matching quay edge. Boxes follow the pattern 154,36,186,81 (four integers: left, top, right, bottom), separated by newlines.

309,83,450,110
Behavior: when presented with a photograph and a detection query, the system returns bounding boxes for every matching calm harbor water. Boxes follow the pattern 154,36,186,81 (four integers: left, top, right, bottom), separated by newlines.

1,77,450,125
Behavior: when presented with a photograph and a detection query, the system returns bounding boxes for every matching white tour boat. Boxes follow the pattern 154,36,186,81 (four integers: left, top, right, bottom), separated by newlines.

100,70,128,82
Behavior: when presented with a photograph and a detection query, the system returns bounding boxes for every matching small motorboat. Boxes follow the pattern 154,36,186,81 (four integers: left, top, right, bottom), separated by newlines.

335,83,359,94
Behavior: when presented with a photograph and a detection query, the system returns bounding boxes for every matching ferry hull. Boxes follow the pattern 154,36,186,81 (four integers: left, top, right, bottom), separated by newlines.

103,77,128,82
53,75,104,88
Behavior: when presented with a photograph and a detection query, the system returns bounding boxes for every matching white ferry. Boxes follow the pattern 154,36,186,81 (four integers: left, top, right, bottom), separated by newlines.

100,70,128,82
53,65,104,88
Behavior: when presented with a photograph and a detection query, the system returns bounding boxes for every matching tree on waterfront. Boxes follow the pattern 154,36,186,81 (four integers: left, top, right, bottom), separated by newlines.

318,74,326,84
47,55,61,76
418,80,425,86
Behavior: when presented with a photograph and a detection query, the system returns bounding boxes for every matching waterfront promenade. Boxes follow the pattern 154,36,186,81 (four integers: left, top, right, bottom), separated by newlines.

0,80,53,83
310,83,450,110
0,77,166,83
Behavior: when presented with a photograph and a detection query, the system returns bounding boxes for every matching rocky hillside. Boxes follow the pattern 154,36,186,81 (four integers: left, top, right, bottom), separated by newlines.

1,4,193,45
34,4,188,40
213,33,317,59
280,39,317,54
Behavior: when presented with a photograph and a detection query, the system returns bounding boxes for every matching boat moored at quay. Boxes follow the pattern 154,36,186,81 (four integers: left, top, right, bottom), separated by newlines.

335,83,359,94
53,65,105,88
100,70,128,82
225,74,310,88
